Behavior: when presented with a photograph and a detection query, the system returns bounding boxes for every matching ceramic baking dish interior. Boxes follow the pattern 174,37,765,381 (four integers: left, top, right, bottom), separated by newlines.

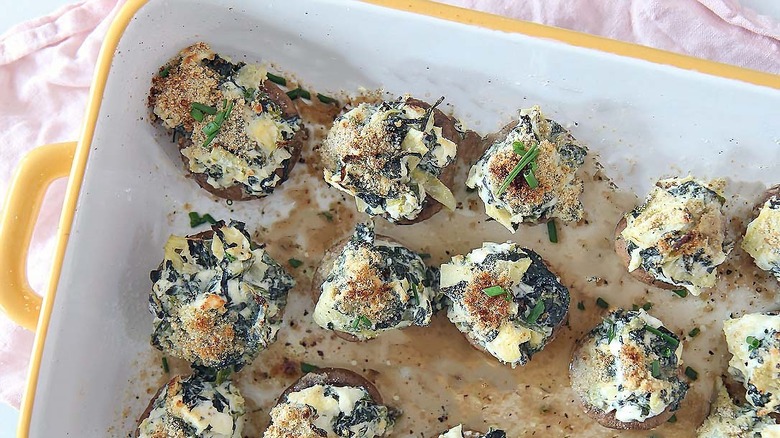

1,0,779,436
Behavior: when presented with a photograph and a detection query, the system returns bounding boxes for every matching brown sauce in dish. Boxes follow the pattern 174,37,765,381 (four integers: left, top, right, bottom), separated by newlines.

125,90,779,437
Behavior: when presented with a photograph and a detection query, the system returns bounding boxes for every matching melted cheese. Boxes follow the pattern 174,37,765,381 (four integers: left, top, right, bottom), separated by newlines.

150,221,295,368
723,313,780,415
573,310,688,423
440,242,566,368
138,376,245,438
264,384,393,438
697,380,780,437
313,223,434,340
742,197,780,279
321,96,457,222
621,176,728,295
466,105,587,232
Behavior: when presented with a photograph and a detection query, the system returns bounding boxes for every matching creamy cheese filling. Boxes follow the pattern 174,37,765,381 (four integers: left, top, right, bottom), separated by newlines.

466,105,587,232
724,313,780,415
574,310,688,423
150,220,295,369
313,222,434,340
697,380,780,438
440,242,569,367
138,375,245,438
152,43,301,196
321,96,457,222
621,176,729,295
742,196,780,279
264,384,394,437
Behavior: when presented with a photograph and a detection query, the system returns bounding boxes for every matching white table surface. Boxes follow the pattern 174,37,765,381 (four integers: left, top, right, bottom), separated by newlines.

1,0,779,437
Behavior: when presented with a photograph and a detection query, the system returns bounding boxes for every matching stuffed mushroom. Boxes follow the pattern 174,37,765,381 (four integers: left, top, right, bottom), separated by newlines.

723,312,780,415
742,185,780,281
438,425,507,438
137,374,245,438
320,95,462,224
570,309,688,430
264,368,397,437
466,105,587,232
148,42,305,200
696,379,780,437
615,176,729,295
312,222,435,341
439,242,569,367
149,220,294,370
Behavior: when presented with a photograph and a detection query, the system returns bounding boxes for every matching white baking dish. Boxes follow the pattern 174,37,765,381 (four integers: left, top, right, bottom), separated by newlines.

1,0,779,436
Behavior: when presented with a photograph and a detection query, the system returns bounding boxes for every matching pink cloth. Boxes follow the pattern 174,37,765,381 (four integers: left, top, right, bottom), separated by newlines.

0,0,778,410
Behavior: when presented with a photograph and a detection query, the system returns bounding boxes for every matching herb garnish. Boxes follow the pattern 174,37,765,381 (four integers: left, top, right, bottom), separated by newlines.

286,87,311,100
419,253,431,260
496,142,540,196
685,366,698,380
215,368,231,385
266,72,287,86
688,327,700,338
161,356,169,373
527,301,545,324
159,67,170,78
225,253,237,263
645,325,680,348
288,258,303,268
410,281,420,305
483,286,511,301
189,211,217,227
673,289,688,298
668,414,677,424
606,319,616,342
201,99,234,147
577,301,585,311
596,297,609,309
650,360,661,378
547,220,558,243
746,336,760,351
317,93,339,105
352,315,372,330
191,102,218,115
300,362,319,373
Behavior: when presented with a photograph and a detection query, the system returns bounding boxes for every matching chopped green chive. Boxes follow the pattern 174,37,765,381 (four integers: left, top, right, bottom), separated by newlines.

746,336,760,351
651,360,661,378
161,357,169,373
189,212,217,227
483,286,507,297
512,141,527,155
200,100,234,147
662,347,672,358
577,301,585,311
190,108,204,122
496,143,539,196
645,325,680,348
288,258,303,268
191,102,217,115
286,87,311,100
319,211,334,222
159,67,170,78
547,220,558,243
632,304,640,311
243,88,255,101
606,319,616,342
527,301,545,324
266,72,287,86
203,121,220,136
316,93,339,105
642,302,653,311
352,315,372,330
668,414,677,423
202,132,218,148
685,366,698,381
225,253,237,263
300,362,319,373
410,281,420,305
215,368,231,385
524,168,539,189
419,253,431,260
596,297,609,309
673,289,688,298
688,327,700,338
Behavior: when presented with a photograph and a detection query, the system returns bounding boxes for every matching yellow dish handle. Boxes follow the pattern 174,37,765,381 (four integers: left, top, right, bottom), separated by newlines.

0,142,76,331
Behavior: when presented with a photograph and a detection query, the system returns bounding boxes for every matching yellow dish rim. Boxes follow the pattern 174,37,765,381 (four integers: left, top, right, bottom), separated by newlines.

16,0,780,435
